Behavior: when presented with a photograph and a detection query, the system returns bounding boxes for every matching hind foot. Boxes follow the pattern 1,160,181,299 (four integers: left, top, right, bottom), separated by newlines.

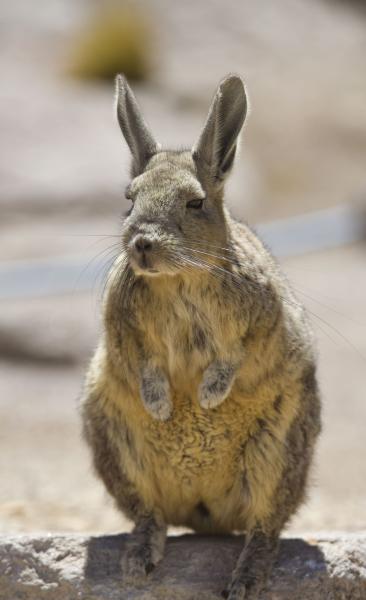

223,531,278,600
121,514,167,581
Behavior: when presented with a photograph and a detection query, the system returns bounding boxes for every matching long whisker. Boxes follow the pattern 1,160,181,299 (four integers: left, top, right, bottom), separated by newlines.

73,242,122,294
181,239,237,254
64,234,122,238
100,239,365,365
174,248,366,363
290,283,366,328
181,245,236,265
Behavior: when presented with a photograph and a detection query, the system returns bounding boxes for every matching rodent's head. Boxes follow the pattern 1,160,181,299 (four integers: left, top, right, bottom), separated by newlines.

116,74,247,278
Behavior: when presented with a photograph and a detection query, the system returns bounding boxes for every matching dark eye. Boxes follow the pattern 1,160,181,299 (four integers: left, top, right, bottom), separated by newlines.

186,198,204,209
123,185,134,217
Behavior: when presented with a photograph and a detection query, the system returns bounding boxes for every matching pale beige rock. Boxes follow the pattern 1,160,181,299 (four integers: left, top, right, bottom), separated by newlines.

0,534,365,599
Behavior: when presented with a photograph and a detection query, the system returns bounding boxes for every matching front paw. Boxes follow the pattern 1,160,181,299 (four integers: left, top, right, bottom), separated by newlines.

140,368,172,421
199,362,235,409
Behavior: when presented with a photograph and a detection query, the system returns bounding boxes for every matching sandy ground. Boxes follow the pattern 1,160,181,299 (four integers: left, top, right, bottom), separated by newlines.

1,243,365,535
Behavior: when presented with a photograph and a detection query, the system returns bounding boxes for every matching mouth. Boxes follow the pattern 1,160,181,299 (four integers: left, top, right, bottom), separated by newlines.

128,254,180,278
125,236,180,277
135,269,160,277
129,254,161,276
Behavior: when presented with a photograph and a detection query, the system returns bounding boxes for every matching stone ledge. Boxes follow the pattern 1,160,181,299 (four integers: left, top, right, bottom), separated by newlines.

0,533,365,599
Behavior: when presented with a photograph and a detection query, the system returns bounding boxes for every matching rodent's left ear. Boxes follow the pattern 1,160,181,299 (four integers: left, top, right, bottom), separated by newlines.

115,75,160,176
193,75,247,182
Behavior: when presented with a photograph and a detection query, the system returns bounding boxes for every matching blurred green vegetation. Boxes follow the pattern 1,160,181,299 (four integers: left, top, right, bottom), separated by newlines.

68,4,152,82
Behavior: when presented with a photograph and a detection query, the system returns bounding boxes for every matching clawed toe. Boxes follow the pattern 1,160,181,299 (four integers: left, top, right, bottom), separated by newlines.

122,547,157,580
223,581,249,600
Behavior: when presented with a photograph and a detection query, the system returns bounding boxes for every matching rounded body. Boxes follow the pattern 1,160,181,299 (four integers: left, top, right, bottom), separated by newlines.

82,217,321,537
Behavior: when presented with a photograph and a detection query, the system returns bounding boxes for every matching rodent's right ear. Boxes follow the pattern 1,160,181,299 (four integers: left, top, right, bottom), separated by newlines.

115,75,160,177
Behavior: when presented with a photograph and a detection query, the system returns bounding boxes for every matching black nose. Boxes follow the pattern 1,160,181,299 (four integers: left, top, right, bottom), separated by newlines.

134,235,153,253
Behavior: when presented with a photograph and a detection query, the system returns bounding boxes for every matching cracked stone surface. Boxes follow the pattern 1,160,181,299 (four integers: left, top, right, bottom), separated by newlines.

0,534,365,599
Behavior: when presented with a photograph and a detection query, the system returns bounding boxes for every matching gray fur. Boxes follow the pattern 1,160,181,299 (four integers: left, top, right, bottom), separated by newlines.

116,75,159,177
199,360,236,409
81,74,321,599
193,75,247,181
140,365,172,421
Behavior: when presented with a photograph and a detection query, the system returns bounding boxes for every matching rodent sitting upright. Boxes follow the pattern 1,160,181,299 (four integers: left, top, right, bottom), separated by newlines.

81,74,321,599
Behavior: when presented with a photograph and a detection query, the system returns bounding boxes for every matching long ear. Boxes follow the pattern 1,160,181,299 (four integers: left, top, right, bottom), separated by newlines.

116,75,159,176
193,75,247,182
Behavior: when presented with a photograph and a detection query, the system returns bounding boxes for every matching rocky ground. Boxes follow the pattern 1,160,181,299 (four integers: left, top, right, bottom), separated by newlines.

1,534,366,599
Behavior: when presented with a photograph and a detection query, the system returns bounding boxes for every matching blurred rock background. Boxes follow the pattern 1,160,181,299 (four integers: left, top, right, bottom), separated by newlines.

0,0,365,534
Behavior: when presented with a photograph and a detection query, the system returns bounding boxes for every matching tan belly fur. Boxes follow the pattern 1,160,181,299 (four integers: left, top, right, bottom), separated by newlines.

104,369,292,534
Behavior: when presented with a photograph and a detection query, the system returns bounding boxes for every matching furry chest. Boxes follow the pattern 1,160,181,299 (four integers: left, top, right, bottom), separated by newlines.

141,297,239,379
119,392,253,529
